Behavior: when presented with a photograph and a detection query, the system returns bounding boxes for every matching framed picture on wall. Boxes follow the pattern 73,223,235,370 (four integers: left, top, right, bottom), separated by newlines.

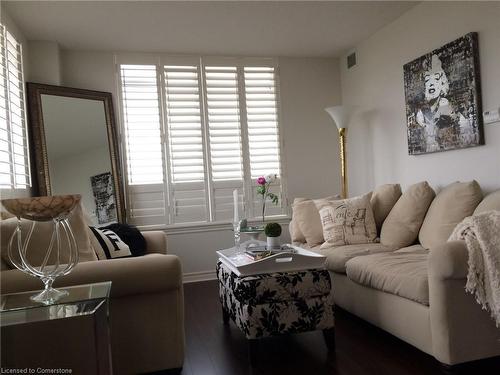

403,32,484,155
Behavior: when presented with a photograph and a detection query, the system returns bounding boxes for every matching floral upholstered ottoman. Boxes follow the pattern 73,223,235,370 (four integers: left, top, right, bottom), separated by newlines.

216,260,335,358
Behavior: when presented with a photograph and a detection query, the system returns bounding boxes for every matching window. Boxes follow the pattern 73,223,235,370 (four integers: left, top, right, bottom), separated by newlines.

118,57,285,228
0,24,30,192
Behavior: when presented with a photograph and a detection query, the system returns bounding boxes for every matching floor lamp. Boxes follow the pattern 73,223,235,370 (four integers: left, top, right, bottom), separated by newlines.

325,106,353,199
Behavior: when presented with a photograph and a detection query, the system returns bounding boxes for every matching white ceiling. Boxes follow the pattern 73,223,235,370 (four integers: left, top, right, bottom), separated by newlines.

3,1,417,57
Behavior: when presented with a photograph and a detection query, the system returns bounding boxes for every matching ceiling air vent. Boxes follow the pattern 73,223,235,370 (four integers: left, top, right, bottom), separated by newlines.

347,52,357,69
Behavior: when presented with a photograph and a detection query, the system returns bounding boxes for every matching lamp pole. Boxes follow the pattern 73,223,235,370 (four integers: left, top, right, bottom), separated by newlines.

338,127,348,199
325,105,352,199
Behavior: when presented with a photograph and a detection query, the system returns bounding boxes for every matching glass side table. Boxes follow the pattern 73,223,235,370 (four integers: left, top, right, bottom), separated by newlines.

1,281,113,375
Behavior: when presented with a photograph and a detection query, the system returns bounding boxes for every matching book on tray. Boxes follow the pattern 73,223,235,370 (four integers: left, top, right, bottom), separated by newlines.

244,245,296,261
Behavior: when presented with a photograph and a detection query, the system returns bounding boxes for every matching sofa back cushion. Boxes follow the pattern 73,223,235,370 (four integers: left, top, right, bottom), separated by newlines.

380,181,435,248
474,189,500,215
370,184,402,231
1,202,98,268
419,181,482,249
292,195,339,246
316,193,377,247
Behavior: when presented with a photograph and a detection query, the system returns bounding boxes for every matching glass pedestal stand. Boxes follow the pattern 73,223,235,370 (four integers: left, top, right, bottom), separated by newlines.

240,227,264,249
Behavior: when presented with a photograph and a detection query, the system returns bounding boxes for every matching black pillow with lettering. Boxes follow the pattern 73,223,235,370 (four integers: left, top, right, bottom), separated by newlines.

102,223,147,257
89,226,133,260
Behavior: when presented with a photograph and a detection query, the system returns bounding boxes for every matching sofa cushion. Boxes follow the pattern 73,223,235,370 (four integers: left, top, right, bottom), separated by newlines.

290,198,308,243
370,184,402,231
316,193,377,247
345,249,429,305
380,181,435,248
313,243,397,274
474,189,500,215
293,196,339,246
1,203,98,268
419,181,482,249
289,218,304,243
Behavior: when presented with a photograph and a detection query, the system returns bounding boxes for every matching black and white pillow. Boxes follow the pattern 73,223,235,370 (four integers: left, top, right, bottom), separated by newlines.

89,226,132,260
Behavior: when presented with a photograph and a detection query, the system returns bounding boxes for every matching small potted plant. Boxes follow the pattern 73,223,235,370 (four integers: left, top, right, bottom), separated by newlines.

265,222,282,250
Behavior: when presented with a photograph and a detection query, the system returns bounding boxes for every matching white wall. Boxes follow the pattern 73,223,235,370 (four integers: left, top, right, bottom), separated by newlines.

58,50,342,278
27,41,61,85
279,58,342,200
341,2,500,196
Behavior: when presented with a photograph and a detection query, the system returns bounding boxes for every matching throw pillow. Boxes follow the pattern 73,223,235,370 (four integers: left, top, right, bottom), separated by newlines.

474,189,500,215
290,198,309,243
102,223,147,257
370,184,402,232
419,180,482,249
316,193,377,248
1,202,98,268
293,195,340,246
89,226,132,260
380,181,435,248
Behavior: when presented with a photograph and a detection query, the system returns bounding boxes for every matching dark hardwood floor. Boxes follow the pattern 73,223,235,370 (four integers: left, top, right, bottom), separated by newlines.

179,280,500,375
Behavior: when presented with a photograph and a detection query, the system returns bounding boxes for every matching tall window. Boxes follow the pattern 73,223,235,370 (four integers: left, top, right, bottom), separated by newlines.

0,24,30,192
118,57,285,228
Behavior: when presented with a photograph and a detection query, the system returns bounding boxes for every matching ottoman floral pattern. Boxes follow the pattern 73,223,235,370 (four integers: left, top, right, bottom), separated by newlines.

217,261,334,339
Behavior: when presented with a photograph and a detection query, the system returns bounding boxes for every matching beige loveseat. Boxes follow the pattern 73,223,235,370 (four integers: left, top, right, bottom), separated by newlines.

290,181,500,367
0,214,184,374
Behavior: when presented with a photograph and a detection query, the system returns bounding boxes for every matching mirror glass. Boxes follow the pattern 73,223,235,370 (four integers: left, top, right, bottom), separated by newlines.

41,94,118,225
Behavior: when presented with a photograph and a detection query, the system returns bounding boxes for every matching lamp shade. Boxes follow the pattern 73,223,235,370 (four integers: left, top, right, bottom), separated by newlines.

325,106,353,129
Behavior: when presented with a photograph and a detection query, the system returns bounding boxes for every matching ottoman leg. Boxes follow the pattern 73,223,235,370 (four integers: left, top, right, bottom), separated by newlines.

222,307,230,325
323,328,336,351
248,339,258,366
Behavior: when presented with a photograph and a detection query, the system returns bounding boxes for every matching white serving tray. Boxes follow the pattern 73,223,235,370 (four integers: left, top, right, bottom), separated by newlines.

217,243,326,277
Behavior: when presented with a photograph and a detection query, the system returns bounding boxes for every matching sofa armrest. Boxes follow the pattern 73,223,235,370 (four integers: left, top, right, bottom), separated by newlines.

0,254,181,298
428,240,500,364
143,230,167,255
428,240,468,280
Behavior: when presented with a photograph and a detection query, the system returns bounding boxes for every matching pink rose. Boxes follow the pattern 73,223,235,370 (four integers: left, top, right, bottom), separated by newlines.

257,177,266,185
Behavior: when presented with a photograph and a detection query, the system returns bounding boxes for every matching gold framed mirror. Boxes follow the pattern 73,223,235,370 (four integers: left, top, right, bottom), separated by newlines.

26,83,125,224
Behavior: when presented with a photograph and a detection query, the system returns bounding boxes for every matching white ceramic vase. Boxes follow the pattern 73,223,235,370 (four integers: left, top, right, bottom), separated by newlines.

267,236,280,250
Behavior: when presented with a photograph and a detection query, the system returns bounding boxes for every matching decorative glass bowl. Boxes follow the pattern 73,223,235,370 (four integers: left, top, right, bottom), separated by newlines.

1,195,81,304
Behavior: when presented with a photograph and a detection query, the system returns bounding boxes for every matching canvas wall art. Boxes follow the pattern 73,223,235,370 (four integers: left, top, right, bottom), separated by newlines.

91,171,117,224
403,32,483,155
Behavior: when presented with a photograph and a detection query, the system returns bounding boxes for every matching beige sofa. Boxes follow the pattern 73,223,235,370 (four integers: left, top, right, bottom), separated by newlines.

290,182,500,368
1,228,185,374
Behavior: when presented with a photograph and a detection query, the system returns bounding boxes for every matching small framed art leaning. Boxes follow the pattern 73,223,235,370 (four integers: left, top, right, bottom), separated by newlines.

403,32,484,155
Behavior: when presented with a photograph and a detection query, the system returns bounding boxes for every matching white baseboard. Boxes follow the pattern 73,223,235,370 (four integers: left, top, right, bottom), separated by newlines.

183,270,217,284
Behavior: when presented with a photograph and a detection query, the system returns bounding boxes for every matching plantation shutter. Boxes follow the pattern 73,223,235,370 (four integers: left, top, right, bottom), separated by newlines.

163,64,208,223
203,65,244,222
118,56,286,228
119,64,168,228
0,25,30,191
244,66,283,218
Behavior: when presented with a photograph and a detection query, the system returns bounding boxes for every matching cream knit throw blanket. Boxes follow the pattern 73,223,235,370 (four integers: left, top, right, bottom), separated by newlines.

449,211,500,327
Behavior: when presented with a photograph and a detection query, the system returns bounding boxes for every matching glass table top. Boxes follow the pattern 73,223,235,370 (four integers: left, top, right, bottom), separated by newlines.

1,281,112,326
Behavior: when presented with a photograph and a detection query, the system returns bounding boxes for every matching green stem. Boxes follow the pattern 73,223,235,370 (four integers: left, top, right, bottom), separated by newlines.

262,182,271,223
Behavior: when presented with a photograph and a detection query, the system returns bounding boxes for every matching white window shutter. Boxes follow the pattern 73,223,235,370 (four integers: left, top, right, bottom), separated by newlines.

119,64,168,228
244,66,284,218
0,25,30,191
163,65,208,224
0,25,10,188
118,58,286,227
203,65,244,222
